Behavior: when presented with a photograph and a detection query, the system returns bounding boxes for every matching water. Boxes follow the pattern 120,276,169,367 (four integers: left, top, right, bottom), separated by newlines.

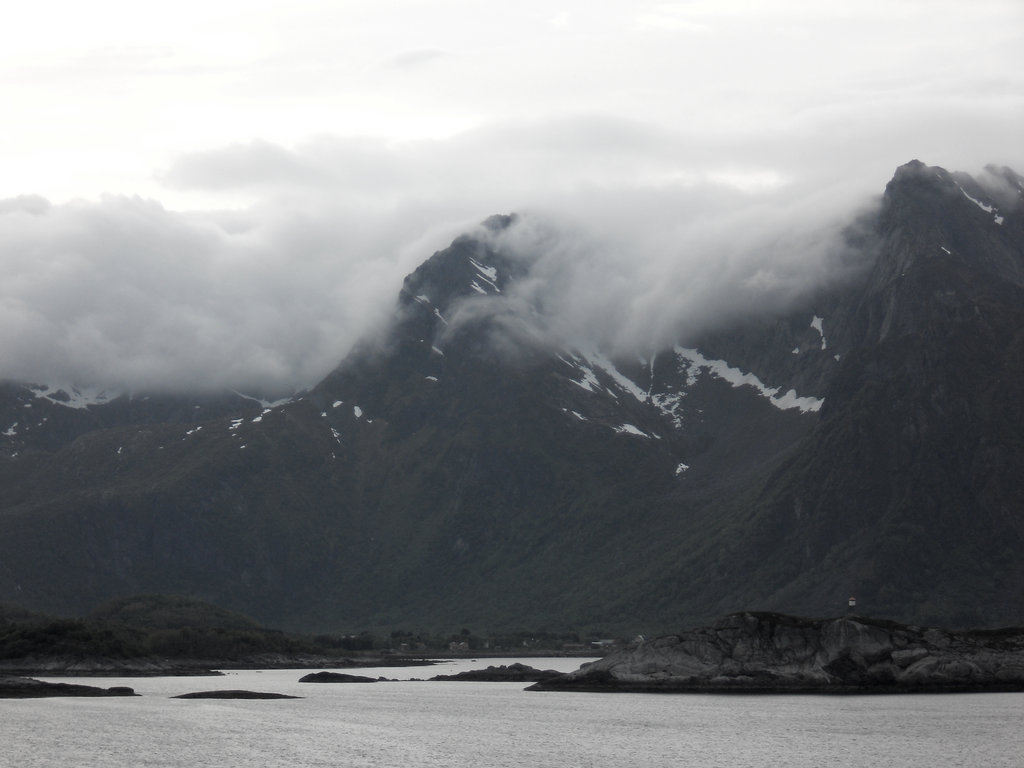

3,658,1023,767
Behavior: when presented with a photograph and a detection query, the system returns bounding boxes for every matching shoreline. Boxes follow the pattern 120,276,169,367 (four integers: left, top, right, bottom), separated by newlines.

0,649,597,678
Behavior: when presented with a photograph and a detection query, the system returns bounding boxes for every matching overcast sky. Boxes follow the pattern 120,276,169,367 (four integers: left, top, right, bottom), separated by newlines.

2,1,1022,393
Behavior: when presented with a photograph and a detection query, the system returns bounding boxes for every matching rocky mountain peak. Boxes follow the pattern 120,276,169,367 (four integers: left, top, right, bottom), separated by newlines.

398,214,524,316
1,162,1021,634
876,160,1022,287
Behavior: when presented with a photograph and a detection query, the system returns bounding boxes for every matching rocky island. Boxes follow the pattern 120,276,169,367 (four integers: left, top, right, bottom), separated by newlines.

0,676,136,698
429,662,561,682
529,612,1024,694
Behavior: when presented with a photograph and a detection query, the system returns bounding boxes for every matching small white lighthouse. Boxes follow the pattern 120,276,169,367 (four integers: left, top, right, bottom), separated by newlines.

848,596,857,612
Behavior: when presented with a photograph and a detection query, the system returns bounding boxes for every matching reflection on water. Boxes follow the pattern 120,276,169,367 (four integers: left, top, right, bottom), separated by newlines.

5,659,1024,768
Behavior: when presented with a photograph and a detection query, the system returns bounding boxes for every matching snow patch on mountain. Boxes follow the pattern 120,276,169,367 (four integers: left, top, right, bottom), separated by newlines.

614,423,650,438
30,383,119,409
959,186,1003,225
811,316,827,350
233,392,293,409
584,350,648,403
651,391,685,429
569,362,604,395
674,346,823,413
468,257,501,293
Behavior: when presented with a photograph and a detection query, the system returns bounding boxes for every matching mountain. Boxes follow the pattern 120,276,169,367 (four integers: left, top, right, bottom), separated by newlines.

0,161,1021,633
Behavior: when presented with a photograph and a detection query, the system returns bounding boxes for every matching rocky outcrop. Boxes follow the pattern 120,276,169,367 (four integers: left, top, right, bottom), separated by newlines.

429,663,561,682
529,613,1024,693
0,676,136,698
0,657,223,677
172,690,300,699
298,671,380,683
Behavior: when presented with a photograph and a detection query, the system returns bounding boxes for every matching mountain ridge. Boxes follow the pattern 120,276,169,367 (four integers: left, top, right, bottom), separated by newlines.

0,161,1021,633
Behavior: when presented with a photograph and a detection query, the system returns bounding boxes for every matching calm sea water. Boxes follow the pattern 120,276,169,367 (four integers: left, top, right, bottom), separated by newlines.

3,658,1023,767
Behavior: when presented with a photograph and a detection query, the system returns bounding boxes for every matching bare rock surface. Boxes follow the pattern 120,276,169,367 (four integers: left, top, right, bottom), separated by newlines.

529,612,1024,693
0,676,136,698
172,690,301,699
298,671,380,683
429,662,561,682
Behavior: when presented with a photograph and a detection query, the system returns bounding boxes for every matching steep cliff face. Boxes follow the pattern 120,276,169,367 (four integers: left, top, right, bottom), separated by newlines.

533,612,1024,693
731,162,1024,626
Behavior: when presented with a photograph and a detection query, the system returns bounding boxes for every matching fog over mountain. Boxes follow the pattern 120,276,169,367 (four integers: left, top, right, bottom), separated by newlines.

1,1,1021,393
1,145,1010,395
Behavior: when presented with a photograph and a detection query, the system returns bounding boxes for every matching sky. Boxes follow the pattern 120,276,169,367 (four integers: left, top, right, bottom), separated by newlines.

1,0,1022,393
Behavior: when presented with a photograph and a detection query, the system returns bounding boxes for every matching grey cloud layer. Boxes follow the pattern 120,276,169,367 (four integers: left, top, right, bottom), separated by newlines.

2,110,1020,393
0,192,466,393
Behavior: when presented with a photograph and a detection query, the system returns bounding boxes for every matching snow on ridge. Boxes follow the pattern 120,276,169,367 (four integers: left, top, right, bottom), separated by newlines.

581,349,648,402
353,405,363,419
468,257,499,286
673,346,824,413
30,383,119,410
959,186,994,213
2,423,17,437
959,186,1003,225
470,281,487,295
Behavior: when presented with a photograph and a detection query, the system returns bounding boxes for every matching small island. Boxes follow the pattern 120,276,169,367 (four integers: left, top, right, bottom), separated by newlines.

173,690,301,699
429,663,561,682
529,612,1024,694
298,671,381,683
0,676,136,698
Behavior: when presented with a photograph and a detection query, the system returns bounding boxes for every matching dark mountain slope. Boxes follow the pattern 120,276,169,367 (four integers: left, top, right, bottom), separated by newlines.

715,161,1024,626
0,161,1020,633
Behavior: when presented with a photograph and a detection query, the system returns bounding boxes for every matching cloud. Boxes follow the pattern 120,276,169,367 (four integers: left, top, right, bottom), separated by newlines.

3,0,1023,399
0,192,468,394
2,99,1020,394
381,49,450,70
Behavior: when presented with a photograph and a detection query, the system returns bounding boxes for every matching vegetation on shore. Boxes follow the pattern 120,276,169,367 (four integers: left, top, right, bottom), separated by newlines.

0,595,602,667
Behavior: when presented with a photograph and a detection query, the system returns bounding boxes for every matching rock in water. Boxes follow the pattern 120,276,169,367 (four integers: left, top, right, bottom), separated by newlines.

0,676,137,698
173,690,301,699
298,671,379,683
429,663,562,681
529,612,1024,693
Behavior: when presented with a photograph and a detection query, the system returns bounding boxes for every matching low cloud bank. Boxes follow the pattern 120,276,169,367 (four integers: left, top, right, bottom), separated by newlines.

0,116,1016,393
